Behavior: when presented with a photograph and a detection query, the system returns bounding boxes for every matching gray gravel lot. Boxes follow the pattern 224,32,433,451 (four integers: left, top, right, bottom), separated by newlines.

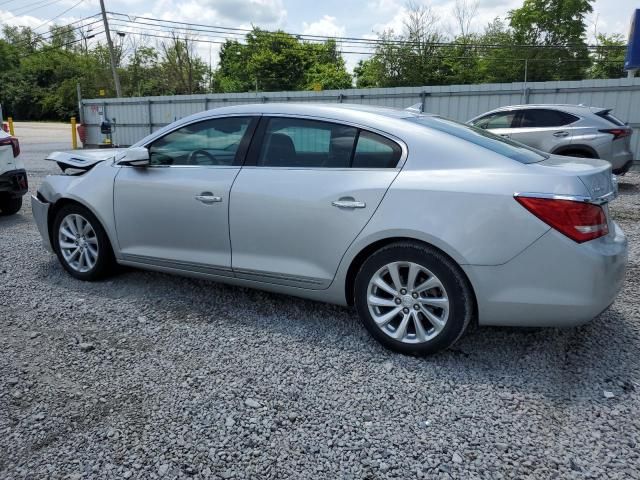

1,122,640,479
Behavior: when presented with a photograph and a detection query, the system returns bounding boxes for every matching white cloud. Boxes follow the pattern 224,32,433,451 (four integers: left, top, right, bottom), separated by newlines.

302,15,345,37
0,11,48,30
186,0,287,25
0,9,87,33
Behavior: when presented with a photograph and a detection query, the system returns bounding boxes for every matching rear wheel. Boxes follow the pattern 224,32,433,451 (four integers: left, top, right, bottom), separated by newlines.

354,242,473,355
0,196,22,216
52,204,115,280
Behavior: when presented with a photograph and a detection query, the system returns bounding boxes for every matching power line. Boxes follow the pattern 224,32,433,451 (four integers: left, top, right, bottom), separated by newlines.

107,19,619,57
105,23,627,64
31,0,86,32
6,16,101,51
0,0,21,7
19,28,103,57
107,11,627,51
10,0,66,16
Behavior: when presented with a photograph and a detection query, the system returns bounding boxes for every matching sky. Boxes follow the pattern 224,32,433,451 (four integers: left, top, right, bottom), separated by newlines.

0,0,637,72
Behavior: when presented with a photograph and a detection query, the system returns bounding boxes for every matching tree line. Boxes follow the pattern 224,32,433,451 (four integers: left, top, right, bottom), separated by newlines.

0,0,627,121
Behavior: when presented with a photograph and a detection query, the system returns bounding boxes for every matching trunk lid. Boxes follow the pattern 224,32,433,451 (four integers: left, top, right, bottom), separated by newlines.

46,148,128,172
534,154,617,201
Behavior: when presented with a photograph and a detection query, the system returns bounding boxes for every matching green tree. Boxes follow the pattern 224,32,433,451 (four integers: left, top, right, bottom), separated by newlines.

302,40,352,90
160,33,208,95
214,28,351,92
508,0,593,81
354,3,446,87
476,18,523,83
122,45,163,97
588,33,626,79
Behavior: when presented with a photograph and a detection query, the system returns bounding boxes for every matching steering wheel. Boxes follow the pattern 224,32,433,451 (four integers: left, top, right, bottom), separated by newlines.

186,149,220,165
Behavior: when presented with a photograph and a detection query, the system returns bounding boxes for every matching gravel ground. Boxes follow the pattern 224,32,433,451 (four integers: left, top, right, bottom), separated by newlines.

1,122,640,480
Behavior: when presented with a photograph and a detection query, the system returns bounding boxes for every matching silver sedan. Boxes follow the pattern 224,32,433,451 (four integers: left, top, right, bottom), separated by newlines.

32,104,628,355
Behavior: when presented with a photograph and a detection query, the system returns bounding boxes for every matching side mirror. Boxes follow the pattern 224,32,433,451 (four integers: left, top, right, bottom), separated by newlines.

116,147,150,167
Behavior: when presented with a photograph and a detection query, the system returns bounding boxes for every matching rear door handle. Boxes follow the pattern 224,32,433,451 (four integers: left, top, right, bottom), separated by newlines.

195,192,222,204
553,131,570,137
332,199,366,209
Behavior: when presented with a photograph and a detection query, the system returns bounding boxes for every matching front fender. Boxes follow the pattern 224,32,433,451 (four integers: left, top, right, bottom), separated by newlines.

37,162,120,258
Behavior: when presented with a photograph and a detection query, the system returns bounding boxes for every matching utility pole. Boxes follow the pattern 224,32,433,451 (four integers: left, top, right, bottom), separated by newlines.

99,0,122,97
76,83,83,124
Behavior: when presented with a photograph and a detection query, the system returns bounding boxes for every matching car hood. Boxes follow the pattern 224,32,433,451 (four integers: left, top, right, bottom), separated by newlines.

46,148,128,172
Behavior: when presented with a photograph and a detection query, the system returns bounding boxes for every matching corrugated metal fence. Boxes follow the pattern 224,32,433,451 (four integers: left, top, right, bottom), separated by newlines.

81,77,640,159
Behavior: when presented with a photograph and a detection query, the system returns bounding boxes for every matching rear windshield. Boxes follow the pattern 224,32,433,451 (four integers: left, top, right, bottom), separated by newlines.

406,115,548,164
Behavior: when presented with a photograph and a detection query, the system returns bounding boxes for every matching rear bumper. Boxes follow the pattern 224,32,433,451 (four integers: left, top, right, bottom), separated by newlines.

612,158,633,175
0,169,28,197
31,195,53,253
609,150,633,173
464,223,627,327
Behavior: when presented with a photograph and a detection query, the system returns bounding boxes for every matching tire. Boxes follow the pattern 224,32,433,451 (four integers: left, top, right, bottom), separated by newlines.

354,242,473,356
0,196,22,216
52,203,115,280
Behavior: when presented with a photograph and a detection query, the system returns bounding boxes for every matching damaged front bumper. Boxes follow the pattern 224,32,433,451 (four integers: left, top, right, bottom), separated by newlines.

31,195,52,253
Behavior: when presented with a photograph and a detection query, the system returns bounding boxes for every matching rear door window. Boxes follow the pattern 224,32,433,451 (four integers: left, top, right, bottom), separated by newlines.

520,109,578,128
256,118,357,168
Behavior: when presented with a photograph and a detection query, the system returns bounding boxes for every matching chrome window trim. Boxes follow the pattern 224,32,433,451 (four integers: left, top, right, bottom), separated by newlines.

117,164,241,169
132,112,408,171
238,166,399,171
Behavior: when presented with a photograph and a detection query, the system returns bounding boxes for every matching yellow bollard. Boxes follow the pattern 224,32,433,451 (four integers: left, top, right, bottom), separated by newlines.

71,117,78,149
7,117,14,136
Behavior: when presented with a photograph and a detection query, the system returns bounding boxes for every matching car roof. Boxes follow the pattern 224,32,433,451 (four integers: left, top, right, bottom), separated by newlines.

134,102,447,149
187,102,424,122
478,104,607,115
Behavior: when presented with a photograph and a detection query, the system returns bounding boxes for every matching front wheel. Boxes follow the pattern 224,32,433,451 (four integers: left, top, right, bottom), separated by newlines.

354,242,474,355
0,196,22,216
52,204,115,280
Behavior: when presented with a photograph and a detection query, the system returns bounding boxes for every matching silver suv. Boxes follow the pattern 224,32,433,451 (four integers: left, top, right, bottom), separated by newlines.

468,104,634,174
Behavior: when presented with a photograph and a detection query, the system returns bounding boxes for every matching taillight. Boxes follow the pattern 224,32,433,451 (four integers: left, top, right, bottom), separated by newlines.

599,128,632,140
515,196,608,243
0,136,19,157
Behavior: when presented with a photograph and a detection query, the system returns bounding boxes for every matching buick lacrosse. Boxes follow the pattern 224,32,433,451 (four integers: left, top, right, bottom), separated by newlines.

32,104,627,355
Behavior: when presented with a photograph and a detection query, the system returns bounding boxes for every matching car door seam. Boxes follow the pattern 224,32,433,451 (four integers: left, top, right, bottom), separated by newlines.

323,167,404,290
229,116,265,275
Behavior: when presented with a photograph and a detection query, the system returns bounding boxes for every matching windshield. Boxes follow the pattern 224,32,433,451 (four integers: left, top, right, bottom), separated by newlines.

406,115,548,164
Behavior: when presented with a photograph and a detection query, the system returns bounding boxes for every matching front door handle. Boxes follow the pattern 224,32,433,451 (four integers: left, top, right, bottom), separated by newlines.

332,198,366,209
195,192,222,204
553,131,570,137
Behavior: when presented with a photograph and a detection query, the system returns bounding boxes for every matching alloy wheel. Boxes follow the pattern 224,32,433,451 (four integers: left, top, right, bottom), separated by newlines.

58,213,99,273
366,261,450,344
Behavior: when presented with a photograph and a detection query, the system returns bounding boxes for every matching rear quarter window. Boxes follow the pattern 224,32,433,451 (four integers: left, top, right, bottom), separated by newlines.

596,111,626,127
352,131,402,168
